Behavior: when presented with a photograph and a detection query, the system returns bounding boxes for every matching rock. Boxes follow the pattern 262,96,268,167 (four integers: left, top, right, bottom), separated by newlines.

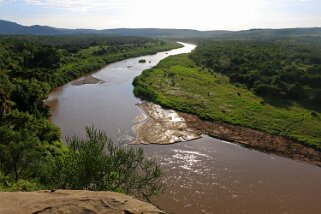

133,102,201,145
0,190,164,214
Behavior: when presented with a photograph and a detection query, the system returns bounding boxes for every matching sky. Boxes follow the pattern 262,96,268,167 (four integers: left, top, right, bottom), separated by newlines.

0,0,320,30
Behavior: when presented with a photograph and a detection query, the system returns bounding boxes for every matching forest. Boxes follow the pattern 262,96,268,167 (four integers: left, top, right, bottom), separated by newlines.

0,35,180,197
190,39,321,107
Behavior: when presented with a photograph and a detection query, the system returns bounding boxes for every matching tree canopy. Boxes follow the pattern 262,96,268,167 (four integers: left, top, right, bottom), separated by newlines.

190,39,321,107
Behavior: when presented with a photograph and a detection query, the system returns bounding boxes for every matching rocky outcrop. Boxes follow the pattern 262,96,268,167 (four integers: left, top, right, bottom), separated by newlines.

133,102,201,144
0,190,165,214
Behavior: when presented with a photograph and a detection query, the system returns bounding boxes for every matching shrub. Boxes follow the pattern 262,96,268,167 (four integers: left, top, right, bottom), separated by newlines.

47,127,163,201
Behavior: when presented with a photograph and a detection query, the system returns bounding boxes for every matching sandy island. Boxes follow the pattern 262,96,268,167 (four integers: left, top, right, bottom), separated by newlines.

71,75,104,86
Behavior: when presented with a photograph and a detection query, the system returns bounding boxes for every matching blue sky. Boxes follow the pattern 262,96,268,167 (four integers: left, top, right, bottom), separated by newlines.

0,0,320,30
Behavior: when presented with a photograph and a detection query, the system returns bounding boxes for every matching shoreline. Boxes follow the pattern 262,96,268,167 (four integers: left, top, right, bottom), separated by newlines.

47,41,183,93
178,111,321,167
131,101,321,166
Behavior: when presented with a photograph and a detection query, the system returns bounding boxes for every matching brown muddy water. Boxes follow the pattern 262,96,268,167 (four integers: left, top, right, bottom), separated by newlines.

48,43,321,214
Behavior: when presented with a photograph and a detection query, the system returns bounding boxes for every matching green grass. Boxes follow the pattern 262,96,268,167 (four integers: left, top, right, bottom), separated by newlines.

133,54,321,150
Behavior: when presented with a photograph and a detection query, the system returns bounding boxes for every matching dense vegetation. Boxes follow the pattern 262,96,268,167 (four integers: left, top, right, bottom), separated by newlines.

48,127,162,201
0,127,162,201
190,40,321,107
0,35,181,197
133,53,321,150
0,35,181,89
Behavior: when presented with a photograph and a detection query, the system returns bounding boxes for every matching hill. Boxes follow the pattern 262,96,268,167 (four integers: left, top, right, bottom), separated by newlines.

2,19,320,38
0,20,65,35
0,20,229,37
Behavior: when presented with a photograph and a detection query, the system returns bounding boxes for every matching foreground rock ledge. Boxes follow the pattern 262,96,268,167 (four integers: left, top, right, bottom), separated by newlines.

0,190,165,214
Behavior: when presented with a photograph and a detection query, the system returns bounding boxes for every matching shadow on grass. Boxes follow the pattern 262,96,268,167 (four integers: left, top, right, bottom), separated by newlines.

261,96,321,115
261,96,293,109
298,101,321,114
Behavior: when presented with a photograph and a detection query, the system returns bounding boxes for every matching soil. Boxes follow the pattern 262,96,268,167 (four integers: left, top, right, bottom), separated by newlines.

179,112,321,167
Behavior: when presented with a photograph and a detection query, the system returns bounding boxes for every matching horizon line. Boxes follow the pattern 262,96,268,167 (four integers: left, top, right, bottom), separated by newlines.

1,19,321,32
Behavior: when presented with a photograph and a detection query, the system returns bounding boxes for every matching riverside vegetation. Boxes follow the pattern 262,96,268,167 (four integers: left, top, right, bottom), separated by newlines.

0,35,182,200
133,38,321,151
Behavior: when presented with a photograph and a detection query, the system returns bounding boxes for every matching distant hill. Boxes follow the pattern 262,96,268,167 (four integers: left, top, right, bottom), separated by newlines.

99,28,230,38
222,28,321,39
0,20,229,37
1,19,321,38
0,20,65,35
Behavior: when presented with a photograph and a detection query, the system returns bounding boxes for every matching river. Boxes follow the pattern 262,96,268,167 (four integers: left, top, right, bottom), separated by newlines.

48,43,321,214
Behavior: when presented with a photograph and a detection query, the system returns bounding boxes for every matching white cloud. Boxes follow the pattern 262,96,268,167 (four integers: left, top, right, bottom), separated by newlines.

22,0,137,12
1,0,320,30
16,0,268,29
0,0,15,5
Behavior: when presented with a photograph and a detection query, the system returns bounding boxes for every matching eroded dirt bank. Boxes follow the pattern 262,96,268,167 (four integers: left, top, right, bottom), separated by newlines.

133,102,320,166
0,190,164,214
178,112,321,167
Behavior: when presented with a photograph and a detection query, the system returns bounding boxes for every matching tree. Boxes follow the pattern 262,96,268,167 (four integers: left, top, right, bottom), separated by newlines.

10,78,50,116
28,46,61,69
0,72,13,116
0,127,45,181
48,127,163,201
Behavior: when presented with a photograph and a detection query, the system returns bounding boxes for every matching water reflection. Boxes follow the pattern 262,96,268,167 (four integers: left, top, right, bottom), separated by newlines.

133,136,321,214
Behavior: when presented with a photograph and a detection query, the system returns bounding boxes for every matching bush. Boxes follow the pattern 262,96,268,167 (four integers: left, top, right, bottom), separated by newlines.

47,127,163,201
254,84,285,97
0,172,40,191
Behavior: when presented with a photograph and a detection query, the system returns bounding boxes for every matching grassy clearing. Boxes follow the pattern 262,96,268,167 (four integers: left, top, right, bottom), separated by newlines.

133,54,321,150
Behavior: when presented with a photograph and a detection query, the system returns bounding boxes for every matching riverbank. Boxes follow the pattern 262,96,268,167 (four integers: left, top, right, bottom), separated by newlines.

133,54,321,165
179,111,321,166
133,102,321,166
50,40,183,89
